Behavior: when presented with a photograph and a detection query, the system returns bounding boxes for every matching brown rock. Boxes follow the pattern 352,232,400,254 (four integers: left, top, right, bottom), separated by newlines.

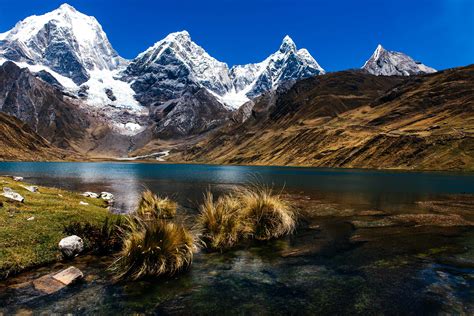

32,266,83,295
32,275,65,295
53,266,83,285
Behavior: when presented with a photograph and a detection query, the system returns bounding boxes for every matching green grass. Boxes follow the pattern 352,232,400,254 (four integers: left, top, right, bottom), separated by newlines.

0,177,114,279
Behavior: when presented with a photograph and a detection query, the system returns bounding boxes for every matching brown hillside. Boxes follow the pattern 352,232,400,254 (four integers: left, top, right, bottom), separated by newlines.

175,66,474,171
0,111,71,161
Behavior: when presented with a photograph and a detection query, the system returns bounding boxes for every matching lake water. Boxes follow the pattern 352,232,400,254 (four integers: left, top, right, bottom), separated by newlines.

0,161,473,212
0,162,473,314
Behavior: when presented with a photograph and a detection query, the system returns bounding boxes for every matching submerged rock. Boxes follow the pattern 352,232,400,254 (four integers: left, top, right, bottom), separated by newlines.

52,266,84,285
32,266,83,295
352,214,473,228
59,235,84,258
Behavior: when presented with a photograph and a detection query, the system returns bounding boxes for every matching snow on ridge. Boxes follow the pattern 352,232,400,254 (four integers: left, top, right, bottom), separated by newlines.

0,3,125,71
0,57,78,90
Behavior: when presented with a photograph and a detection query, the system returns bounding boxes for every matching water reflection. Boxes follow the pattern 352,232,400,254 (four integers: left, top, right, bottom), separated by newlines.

0,162,473,213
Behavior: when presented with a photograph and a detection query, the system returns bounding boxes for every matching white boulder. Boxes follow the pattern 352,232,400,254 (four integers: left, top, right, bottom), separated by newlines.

58,235,84,258
13,176,24,182
22,185,39,193
81,192,99,198
79,201,89,206
100,192,114,201
2,187,24,202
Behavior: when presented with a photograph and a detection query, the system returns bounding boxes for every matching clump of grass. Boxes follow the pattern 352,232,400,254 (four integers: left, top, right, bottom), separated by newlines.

137,190,177,220
198,192,251,251
110,216,194,281
238,186,296,240
198,185,297,251
63,217,124,254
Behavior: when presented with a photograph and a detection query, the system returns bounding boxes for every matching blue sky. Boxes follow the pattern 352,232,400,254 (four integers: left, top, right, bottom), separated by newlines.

0,0,472,71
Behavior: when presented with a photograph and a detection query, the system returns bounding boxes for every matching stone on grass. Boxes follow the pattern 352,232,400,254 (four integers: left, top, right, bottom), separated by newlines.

100,192,114,201
13,176,24,182
22,185,39,193
59,235,84,258
82,192,99,198
79,201,89,206
2,187,25,203
27,216,35,221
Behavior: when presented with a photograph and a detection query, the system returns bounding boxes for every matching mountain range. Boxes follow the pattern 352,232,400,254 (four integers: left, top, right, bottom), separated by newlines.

0,4,470,170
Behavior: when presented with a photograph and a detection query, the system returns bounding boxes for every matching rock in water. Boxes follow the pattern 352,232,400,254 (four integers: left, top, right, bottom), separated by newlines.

2,187,25,202
32,266,83,295
52,266,84,285
59,235,84,258
100,192,114,201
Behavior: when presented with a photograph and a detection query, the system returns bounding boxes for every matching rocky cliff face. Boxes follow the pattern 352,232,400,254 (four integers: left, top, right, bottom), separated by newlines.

362,44,436,76
0,111,71,161
0,61,90,148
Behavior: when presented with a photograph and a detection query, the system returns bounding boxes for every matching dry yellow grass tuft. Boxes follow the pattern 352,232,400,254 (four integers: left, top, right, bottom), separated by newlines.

238,186,296,240
110,216,194,281
198,192,251,251
198,185,297,251
137,190,177,220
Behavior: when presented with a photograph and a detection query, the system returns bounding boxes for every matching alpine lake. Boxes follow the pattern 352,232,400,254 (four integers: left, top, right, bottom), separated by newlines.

0,162,473,314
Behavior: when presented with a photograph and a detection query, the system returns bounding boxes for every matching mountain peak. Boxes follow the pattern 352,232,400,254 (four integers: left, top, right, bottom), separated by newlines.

362,44,436,76
57,3,77,13
372,44,385,60
279,35,297,53
0,3,125,84
165,30,191,41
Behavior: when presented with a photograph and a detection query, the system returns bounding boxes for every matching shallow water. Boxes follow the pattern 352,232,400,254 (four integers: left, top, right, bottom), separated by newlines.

0,162,473,314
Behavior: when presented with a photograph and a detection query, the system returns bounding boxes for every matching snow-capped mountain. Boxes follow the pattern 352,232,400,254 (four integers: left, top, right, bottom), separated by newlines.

228,36,325,102
124,32,325,109
0,3,124,84
362,44,436,76
0,3,146,135
123,31,233,105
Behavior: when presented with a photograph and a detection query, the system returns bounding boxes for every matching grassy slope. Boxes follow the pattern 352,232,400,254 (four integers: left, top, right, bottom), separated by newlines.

0,177,113,278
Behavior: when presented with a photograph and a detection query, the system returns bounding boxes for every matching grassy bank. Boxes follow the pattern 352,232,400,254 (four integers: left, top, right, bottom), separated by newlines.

0,177,113,279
